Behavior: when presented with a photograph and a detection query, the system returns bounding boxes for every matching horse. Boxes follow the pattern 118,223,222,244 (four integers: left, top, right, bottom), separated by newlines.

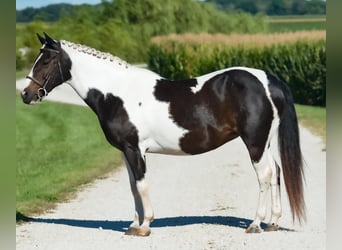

21,33,305,236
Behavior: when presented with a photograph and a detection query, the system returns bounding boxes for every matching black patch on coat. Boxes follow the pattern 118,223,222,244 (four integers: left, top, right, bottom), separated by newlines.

154,70,273,162
84,88,145,181
154,78,198,102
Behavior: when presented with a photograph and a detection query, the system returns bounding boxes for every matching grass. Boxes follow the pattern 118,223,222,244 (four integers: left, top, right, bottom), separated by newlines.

269,15,326,22
268,15,326,32
150,16,326,46
16,94,122,219
295,104,326,144
269,21,325,32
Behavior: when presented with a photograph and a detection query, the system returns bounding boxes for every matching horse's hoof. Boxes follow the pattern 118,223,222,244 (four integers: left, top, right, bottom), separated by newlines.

125,227,151,237
125,227,139,236
245,224,262,233
264,223,279,232
136,227,151,237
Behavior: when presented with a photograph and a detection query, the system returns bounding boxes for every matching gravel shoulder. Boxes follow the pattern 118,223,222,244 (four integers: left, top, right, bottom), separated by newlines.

16,81,326,250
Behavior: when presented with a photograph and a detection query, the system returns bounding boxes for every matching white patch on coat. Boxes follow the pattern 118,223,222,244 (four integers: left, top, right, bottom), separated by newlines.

61,42,188,154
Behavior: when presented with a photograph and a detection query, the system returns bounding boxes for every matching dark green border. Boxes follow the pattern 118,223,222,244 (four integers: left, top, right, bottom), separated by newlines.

326,1,341,250
1,0,15,249
10,0,336,249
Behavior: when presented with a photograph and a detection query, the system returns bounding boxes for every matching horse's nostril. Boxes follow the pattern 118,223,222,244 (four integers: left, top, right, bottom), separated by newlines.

21,90,31,104
21,90,27,98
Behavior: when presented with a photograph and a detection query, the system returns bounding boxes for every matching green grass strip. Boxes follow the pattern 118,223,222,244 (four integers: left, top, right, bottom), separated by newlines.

295,104,326,144
16,94,122,218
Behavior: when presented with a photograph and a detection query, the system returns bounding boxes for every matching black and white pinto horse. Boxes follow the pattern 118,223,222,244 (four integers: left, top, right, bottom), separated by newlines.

21,33,305,236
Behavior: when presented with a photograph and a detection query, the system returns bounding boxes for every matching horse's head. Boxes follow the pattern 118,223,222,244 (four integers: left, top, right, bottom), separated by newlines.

21,32,72,104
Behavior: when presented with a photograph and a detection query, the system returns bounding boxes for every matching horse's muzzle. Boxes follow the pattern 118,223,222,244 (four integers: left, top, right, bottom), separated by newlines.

21,89,39,105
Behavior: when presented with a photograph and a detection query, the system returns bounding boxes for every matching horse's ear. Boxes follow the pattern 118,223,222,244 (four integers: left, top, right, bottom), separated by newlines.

43,32,55,45
43,32,61,50
37,33,45,45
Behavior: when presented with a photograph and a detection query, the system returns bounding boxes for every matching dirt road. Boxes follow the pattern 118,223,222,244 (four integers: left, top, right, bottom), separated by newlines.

16,80,326,250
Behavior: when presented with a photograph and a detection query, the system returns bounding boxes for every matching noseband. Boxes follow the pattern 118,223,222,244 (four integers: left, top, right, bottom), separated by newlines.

26,48,64,102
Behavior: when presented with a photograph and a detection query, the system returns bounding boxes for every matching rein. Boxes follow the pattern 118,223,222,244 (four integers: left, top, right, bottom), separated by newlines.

26,47,64,102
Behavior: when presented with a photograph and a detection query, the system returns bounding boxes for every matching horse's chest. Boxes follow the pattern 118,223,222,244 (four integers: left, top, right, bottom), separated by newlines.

85,88,140,150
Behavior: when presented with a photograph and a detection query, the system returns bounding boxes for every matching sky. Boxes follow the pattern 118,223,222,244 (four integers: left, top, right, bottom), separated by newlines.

16,0,102,10
16,0,327,10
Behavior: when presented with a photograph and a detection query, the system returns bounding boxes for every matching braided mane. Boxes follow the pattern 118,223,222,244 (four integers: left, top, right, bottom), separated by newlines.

61,40,129,68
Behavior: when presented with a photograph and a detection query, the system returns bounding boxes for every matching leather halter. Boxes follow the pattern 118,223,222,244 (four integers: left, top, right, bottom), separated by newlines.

26,47,64,102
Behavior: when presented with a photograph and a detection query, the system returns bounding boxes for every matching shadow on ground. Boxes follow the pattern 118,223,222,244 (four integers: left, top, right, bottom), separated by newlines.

16,212,294,232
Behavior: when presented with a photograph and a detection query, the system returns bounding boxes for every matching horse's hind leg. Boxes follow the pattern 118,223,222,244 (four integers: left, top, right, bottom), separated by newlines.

244,147,272,233
265,159,282,231
243,145,281,233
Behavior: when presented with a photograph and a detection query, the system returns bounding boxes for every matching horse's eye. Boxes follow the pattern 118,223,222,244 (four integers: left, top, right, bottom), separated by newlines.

43,60,49,65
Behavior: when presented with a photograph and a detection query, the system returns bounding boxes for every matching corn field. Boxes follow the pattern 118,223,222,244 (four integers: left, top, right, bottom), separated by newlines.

151,30,325,47
148,32,325,106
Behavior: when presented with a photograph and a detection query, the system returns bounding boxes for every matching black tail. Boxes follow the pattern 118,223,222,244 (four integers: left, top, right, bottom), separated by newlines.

278,84,306,224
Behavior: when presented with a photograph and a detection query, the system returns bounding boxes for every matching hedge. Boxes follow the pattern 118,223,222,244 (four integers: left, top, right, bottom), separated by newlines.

148,40,326,106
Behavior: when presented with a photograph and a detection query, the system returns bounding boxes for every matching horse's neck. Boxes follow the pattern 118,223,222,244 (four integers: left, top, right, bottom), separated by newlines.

64,47,159,100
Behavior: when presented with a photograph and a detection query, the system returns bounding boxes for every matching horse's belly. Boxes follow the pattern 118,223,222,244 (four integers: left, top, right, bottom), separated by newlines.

134,100,188,153
142,132,187,155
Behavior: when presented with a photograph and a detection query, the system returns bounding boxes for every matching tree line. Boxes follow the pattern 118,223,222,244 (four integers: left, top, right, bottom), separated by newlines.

16,0,269,64
16,3,84,22
206,0,326,15
16,0,326,23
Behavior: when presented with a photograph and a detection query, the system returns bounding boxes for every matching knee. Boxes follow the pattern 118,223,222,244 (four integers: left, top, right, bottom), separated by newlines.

136,178,149,195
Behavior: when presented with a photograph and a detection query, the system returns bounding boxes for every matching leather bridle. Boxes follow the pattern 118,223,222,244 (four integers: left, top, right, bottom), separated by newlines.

26,47,64,102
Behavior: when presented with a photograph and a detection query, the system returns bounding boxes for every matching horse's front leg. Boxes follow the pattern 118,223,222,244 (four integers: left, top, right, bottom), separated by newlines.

124,155,143,233
123,146,154,236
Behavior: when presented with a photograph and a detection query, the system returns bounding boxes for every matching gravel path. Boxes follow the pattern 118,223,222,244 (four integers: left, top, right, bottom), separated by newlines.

16,80,326,250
